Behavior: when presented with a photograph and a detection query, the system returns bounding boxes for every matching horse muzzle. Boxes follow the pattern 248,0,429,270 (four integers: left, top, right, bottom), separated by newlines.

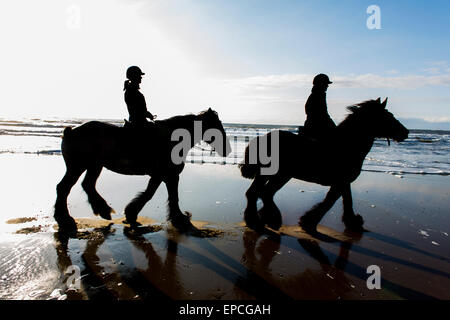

393,128,409,142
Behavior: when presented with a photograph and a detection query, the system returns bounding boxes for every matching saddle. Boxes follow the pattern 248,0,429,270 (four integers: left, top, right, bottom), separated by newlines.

123,119,156,130
122,119,156,141
297,125,338,150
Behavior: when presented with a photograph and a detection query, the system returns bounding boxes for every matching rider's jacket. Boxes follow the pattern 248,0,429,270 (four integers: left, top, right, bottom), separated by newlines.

303,87,336,139
125,83,153,126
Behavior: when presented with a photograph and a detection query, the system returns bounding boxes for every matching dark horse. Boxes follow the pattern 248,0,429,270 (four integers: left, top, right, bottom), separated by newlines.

54,108,231,233
239,98,409,232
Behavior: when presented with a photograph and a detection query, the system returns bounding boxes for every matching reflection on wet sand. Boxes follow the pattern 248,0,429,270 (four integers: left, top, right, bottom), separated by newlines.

53,221,228,299
123,226,181,299
233,229,291,299
53,221,363,299
233,228,359,299
55,225,118,299
48,219,448,300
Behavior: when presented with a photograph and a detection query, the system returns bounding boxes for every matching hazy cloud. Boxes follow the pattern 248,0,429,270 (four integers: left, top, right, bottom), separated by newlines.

224,72,450,92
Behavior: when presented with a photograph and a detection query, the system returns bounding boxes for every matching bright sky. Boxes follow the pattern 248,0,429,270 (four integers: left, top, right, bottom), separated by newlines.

0,0,449,128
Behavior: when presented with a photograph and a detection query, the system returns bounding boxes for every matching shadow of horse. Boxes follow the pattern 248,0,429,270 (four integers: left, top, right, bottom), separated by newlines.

231,227,358,299
54,108,231,234
238,226,438,299
239,98,409,232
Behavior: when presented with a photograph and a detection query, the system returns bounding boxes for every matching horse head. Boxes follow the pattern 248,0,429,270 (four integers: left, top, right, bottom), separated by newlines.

198,108,232,157
347,98,409,142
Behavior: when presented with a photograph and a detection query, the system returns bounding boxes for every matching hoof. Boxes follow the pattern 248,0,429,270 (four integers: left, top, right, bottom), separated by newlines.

342,214,365,231
299,215,318,234
245,218,265,231
170,211,192,230
55,216,78,234
97,210,112,221
244,210,265,231
123,218,141,228
124,209,138,225
94,204,113,220
259,206,282,230
266,220,282,231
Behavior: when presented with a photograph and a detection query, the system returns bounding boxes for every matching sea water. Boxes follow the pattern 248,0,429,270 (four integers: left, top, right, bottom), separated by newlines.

0,118,448,176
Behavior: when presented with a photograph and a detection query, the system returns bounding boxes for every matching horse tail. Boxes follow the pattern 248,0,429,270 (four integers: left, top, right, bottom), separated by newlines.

239,162,259,179
239,137,260,179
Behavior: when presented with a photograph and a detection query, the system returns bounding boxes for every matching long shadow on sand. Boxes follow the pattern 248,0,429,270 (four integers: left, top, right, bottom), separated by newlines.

261,205,449,287
275,228,439,299
305,229,450,280
54,220,442,300
365,231,449,263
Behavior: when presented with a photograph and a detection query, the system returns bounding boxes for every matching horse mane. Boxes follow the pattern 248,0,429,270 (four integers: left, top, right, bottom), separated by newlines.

338,99,380,128
156,109,216,129
158,113,196,126
198,109,218,117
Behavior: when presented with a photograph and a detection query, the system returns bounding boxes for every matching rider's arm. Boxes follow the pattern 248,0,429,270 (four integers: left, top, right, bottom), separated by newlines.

146,110,155,120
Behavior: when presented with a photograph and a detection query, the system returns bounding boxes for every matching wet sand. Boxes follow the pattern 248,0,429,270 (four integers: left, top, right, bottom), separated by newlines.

0,153,449,300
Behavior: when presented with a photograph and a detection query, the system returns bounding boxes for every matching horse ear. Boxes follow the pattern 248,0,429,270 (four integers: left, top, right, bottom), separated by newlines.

381,97,388,108
208,107,212,112
376,97,381,103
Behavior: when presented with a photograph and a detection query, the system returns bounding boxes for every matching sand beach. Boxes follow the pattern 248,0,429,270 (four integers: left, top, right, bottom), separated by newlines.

0,153,449,300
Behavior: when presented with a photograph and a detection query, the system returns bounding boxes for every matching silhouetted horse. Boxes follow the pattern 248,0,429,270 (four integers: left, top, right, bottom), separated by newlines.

54,108,231,233
239,98,409,232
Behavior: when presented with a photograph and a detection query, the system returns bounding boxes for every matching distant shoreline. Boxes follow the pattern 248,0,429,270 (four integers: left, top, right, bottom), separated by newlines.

1,116,450,132
0,118,449,176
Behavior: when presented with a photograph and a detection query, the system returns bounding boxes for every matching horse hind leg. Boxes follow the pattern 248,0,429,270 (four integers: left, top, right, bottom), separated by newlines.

81,166,113,220
124,176,162,225
54,166,85,233
341,184,364,231
299,185,341,233
259,175,290,230
164,175,191,229
244,175,268,230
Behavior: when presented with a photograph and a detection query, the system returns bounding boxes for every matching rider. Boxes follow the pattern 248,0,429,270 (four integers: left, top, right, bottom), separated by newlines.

123,66,156,127
302,73,336,140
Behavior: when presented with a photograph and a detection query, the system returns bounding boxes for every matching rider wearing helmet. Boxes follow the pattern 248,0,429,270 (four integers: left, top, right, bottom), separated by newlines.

302,73,336,140
123,66,156,126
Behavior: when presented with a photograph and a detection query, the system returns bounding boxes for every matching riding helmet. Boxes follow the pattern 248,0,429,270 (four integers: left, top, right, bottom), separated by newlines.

313,74,332,86
126,66,145,80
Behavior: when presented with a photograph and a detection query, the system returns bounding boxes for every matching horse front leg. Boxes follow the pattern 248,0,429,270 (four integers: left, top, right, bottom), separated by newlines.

299,185,342,233
341,184,364,231
81,166,114,220
244,175,268,230
54,167,85,233
124,176,162,225
165,174,191,229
